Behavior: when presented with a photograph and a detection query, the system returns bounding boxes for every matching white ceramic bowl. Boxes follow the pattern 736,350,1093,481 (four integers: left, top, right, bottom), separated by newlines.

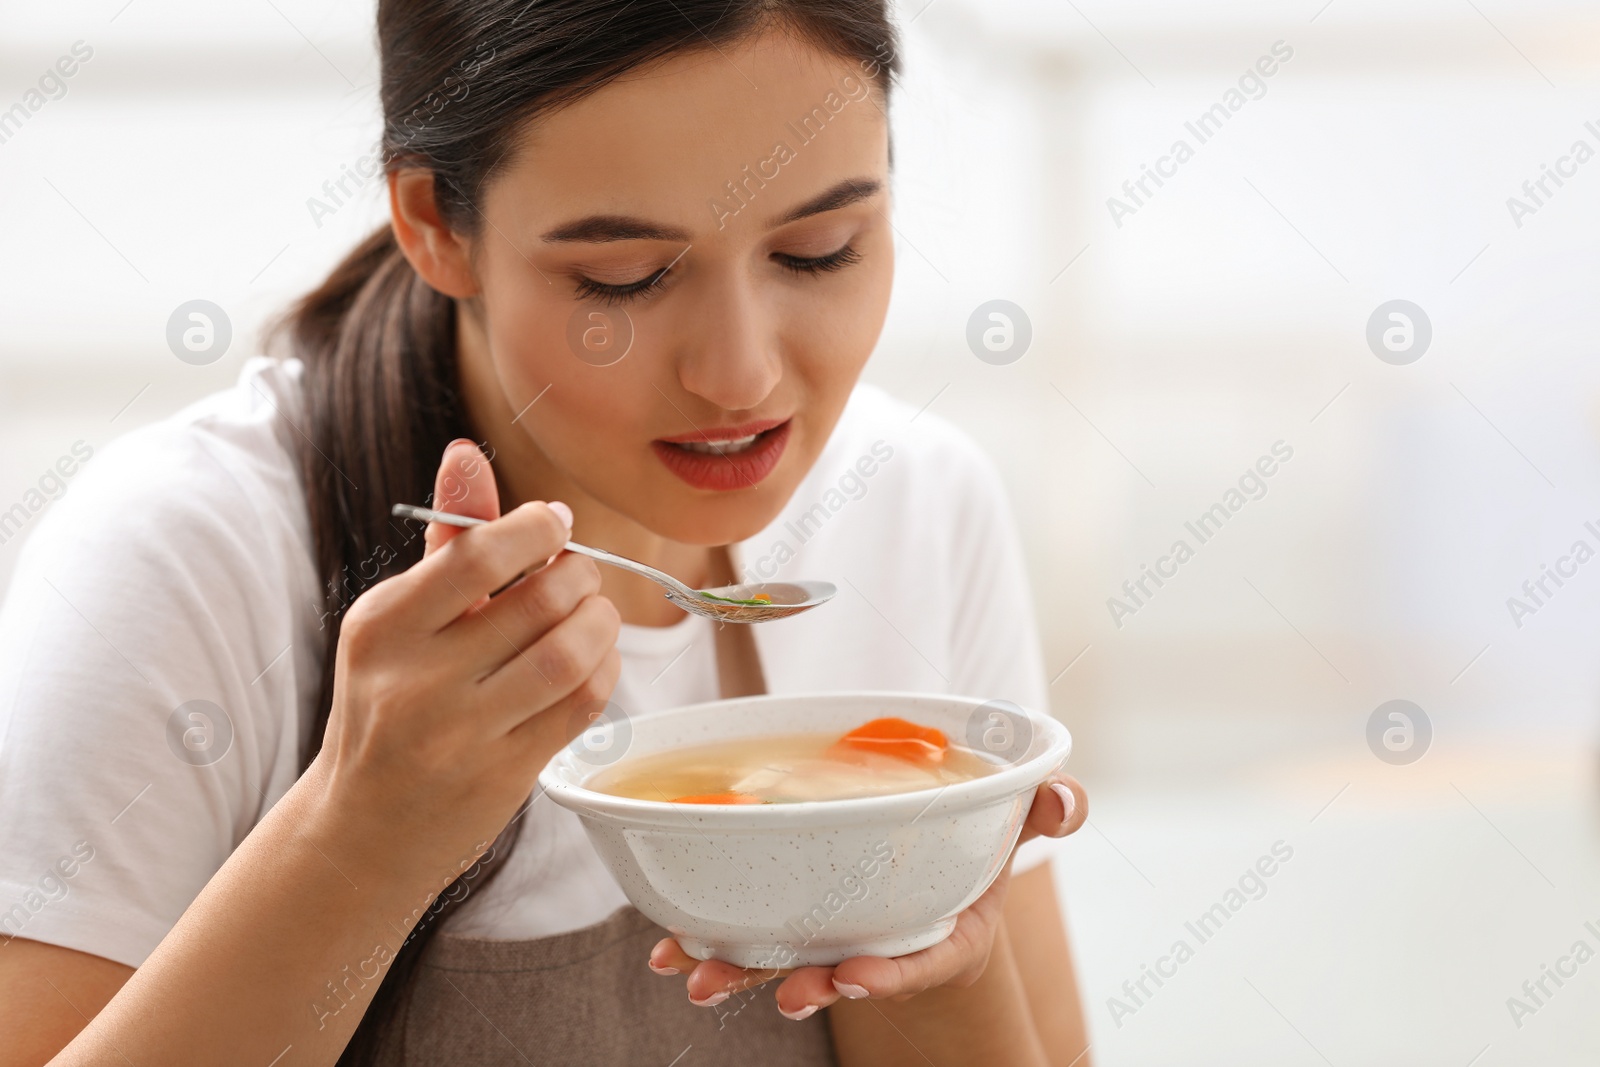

538,691,1072,967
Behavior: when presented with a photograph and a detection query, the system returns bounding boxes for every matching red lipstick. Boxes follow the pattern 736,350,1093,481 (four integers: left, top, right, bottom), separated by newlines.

651,419,791,491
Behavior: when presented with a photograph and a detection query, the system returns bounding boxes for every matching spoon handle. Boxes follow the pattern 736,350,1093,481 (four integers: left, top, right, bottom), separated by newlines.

392,503,483,529
390,504,698,600
556,541,699,599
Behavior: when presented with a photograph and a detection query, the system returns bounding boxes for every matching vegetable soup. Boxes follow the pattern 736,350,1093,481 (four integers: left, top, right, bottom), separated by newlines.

587,717,1001,804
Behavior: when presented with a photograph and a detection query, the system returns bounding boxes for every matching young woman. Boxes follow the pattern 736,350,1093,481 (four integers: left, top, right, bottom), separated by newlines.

0,1,1090,1064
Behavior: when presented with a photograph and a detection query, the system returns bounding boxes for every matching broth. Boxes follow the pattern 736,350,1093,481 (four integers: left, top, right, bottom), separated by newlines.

586,717,1001,804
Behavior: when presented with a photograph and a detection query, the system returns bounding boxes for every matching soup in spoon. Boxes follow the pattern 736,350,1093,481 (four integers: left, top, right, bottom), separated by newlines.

586,717,1001,804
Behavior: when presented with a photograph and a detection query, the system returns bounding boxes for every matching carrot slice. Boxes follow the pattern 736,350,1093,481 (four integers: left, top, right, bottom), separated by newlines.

670,791,764,804
835,717,948,764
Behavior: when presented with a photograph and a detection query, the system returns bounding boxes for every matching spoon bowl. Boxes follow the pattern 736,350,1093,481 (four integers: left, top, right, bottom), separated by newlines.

392,504,835,623
670,580,837,622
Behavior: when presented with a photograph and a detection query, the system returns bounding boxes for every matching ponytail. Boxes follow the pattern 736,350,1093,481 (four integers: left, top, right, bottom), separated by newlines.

280,224,465,769
271,226,509,1064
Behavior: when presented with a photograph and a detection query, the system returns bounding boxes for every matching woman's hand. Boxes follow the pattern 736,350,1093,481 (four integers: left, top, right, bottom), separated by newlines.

310,438,622,878
647,772,1088,1019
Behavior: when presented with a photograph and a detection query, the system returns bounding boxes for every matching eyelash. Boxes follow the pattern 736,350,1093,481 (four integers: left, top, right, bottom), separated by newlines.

572,244,863,305
574,265,671,306
775,244,862,277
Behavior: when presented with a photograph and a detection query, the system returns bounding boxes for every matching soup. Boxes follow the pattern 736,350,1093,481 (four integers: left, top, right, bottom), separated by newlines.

586,716,1001,804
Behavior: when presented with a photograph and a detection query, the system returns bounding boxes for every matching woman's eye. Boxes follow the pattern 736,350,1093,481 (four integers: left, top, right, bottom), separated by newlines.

573,266,672,306
773,244,862,276
572,243,863,304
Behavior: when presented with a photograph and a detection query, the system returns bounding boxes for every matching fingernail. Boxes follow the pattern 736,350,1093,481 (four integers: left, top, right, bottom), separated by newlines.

547,500,573,530
831,980,870,999
648,962,679,976
780,1003,819,1021
446,438,478,452
689,990,730,1007
1050,781,1077,828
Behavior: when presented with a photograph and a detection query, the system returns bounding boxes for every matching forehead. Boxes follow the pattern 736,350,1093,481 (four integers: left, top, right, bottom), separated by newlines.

485,30,889,237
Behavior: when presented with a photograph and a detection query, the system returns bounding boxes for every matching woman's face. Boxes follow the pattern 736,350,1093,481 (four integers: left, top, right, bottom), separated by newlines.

458,29,893,546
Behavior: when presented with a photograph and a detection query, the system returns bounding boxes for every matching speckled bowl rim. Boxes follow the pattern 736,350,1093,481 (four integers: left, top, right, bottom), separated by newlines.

538,690,1072,830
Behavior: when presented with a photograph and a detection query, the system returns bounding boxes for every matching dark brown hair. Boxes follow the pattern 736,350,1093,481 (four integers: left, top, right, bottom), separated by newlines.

272,1,899,1061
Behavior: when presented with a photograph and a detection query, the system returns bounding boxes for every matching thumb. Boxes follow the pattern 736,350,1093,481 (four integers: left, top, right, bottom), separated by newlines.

1016,774,1086,848
423,438,499,559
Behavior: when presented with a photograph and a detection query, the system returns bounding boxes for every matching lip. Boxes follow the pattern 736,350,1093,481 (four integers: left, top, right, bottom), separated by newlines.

652,419,791,492
656,418,789,445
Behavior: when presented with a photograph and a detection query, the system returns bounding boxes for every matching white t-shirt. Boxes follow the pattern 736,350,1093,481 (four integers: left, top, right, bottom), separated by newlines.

0,356,1063,969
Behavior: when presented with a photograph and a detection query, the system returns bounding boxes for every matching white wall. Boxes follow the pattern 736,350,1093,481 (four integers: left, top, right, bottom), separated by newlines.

867,0,1600,769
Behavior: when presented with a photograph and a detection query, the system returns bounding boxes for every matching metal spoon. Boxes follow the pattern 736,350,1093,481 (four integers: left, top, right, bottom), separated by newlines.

391,503,834,623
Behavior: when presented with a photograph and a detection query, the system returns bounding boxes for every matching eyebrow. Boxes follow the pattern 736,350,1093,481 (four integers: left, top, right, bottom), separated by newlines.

765,177,882,228
538,177,883,244
540,216,690,243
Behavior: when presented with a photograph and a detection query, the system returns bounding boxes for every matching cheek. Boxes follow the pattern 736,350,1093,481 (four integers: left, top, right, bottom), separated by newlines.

479,268,637,418
477,260,568,381
488,303,651,451
789,250,893,393
475,273,663,494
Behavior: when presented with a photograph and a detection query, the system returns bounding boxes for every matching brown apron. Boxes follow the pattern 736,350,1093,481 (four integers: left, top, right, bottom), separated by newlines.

375,903,837,1066
375,594,832,1064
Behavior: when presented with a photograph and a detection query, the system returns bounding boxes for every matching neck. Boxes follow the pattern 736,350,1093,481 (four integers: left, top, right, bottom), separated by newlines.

454,305,715,628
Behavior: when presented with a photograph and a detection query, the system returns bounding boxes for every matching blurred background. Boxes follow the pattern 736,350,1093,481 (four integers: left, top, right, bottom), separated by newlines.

4,0,1600,1062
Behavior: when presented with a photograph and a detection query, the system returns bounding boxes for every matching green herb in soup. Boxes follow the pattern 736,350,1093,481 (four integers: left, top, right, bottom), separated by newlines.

586,717,1000,804
698,591,774,607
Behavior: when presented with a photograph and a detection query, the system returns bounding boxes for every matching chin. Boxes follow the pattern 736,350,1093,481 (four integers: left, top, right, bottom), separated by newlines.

643,483,798,546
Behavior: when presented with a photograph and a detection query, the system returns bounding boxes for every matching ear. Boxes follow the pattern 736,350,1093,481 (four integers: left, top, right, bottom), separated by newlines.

389,168,480,298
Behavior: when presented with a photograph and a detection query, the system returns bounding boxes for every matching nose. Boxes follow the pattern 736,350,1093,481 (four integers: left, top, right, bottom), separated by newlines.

673,270,782,412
